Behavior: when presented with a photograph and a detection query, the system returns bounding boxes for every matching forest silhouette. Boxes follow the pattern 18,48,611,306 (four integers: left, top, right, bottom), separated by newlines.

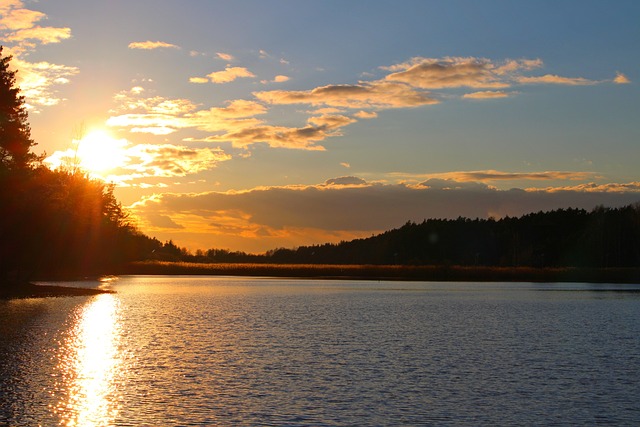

1,47,639,290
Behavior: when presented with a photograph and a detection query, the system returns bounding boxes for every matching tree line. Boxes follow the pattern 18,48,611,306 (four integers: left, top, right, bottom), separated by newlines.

155,205,639,268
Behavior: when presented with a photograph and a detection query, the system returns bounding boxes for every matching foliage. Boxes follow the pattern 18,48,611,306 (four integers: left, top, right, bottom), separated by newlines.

0,49,159,282
0,47,37,171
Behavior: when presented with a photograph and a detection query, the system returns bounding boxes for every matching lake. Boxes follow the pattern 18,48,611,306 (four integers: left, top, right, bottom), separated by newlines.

1,276,640,426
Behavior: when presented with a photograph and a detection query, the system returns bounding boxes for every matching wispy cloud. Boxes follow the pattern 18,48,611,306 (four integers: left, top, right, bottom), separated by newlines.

216,52,234,61
517,74,595,85
414,170,595,183
463,90,511,99
128,41,180,50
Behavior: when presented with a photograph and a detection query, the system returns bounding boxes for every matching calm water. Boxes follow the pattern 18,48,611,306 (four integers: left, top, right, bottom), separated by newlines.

1,277,640,426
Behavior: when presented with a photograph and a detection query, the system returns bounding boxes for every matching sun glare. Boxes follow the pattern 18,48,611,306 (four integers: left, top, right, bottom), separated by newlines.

74,130,128,174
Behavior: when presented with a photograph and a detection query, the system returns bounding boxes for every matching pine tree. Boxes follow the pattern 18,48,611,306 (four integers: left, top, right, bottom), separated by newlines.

0,46,36,170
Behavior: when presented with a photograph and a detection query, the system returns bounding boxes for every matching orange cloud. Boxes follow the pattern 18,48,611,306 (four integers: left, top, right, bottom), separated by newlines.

517,74,595,85
0,6,45,30
384,57,511,89
128,41,179,50
13,57,78,110
206,67,255,83
418,170,595,183
614,72,630,84
254,81,439,109
216,52,234,61
463,91,511,99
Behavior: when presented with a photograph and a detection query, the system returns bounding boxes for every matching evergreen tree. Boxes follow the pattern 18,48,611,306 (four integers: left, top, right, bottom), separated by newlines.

0,46,37,171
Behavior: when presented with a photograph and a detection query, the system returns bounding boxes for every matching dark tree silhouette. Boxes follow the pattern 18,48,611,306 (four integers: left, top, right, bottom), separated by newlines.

0,49,160,286
0,46,37,171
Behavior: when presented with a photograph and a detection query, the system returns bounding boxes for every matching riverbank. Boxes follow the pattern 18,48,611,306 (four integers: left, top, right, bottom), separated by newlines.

0,282,115,299
120,261,640,283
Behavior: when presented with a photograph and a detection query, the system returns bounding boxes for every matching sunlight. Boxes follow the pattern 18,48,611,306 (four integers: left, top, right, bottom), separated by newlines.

55,294,124,427
74,130,128,174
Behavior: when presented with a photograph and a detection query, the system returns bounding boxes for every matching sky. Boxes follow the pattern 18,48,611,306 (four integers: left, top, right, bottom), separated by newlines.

1,0,639,253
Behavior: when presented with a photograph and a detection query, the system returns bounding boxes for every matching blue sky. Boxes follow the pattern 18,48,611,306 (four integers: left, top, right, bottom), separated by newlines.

2,0,639,252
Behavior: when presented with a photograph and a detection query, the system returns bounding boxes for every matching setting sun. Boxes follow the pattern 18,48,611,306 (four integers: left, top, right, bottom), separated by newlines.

45,130,129,177
75,131,128,173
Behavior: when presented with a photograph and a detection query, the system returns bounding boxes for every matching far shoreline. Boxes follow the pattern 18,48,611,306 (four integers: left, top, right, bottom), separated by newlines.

117,261,640,284
3,262,638,300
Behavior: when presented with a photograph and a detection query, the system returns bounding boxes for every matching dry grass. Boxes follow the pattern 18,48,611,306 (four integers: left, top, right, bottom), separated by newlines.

120,261,640,283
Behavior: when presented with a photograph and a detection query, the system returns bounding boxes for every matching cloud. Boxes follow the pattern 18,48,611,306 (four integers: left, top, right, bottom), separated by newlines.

109,87,354,150
12,57,79,109
123,144,231,178
463,91,511,99
307,114,357,130
517,74,595,85
146,214,185,229
384,57,513,89
354,110,378,119
0,2,76,109
419,170,595,183
130,178,640,252
614,72,631,84
216,52,234,61
0,5,45,30
325,176,367,186
128,41,180,50
110,54,624,153
205,67,255,84
382,57,603,92
262,75,290,84
0,0,71,45
197,124,333,150
532,182,640,193
254,81,439,109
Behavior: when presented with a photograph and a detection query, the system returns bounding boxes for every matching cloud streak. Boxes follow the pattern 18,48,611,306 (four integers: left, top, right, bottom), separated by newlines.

128,41,179,50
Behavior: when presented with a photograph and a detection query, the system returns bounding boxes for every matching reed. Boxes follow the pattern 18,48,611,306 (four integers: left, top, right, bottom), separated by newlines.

120,261,640,283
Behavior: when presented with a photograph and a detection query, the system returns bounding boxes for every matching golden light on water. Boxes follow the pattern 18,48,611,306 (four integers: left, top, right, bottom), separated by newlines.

55,294,123,427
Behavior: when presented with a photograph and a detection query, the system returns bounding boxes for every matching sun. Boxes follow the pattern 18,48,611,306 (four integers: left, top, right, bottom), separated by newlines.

74,130,128,174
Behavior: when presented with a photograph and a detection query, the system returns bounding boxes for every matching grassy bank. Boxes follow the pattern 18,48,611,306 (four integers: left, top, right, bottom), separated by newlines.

120,261,640,283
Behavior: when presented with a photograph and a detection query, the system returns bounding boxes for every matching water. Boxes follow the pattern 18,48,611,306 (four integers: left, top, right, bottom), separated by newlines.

2,277,640,426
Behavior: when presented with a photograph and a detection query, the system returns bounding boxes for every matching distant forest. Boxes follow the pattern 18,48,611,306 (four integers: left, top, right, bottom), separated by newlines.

156,205,640,269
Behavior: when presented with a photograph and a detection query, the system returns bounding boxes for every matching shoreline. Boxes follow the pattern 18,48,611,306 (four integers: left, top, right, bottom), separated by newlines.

3,263,638,299
0,282,115,300
118,261,640,284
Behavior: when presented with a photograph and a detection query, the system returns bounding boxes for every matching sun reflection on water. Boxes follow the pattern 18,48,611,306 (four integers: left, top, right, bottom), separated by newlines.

55,294,123,427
